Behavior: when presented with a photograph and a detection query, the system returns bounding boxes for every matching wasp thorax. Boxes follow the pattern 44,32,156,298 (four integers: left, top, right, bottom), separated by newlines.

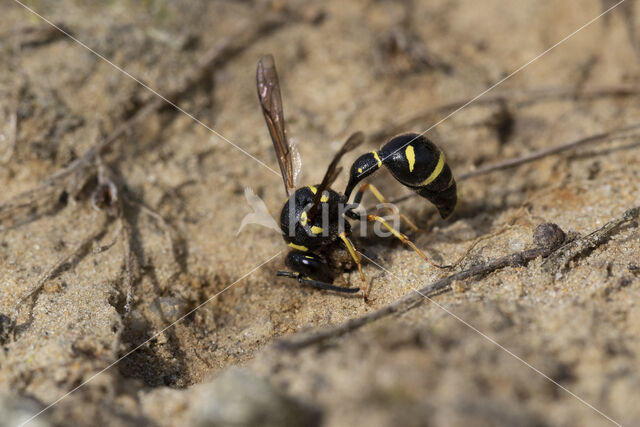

279,186,349,250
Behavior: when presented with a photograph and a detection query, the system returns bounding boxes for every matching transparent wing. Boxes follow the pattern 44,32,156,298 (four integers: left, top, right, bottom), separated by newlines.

290,137,303,189
307,131,365,220
257,54,296,196
236,187,282,236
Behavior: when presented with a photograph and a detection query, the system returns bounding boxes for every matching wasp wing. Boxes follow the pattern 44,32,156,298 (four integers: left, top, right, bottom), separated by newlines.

257,54,297,196
307,131,365,220
290,137,303,189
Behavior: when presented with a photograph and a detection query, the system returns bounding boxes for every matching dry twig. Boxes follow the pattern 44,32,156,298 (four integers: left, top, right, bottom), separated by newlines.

456,123,640,181
4,22,71,49
94,158,138,319
543,206,640,274
446,205,530,268
369,84,640,143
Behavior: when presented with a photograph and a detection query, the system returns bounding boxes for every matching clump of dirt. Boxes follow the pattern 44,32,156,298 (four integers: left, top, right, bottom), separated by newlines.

1,0,640,426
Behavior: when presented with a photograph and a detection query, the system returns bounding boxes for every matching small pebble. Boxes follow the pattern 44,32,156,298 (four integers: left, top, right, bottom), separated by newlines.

533,223,566,249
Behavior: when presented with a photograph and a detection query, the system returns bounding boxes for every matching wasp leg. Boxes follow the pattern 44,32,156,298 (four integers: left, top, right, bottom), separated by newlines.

338,232,368,299
366,214,451,269
353,183,419,231
276,271,360,293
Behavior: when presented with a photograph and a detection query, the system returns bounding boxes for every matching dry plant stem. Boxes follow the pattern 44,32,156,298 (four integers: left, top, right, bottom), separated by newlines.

448,205,528,267
4,22,70,48
543,206,640,273
124,195,177,265
108,214,132,360
457,123,640,181
96,158,138,319
369,84,640,142
94,159,138,356
0,8,291,220
93,221,123,253
120,212,135,318
0,110,17,164
384,122,640,206
0,76,25,166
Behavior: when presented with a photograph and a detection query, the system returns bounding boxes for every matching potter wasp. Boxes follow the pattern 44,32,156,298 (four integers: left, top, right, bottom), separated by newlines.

257,54,457,298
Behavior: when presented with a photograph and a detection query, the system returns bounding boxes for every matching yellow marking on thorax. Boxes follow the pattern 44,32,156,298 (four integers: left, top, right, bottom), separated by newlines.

420,151,445,186
357,167,363,173
300,211,308,226
405,145,416,172
372,151,382,167
288,242,308,251
308,185,317,194
311,226,323,234
320,194,329,203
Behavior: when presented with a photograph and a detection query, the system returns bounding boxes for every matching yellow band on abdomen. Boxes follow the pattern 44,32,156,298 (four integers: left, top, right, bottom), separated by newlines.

372,151,382,167
420,151,445,186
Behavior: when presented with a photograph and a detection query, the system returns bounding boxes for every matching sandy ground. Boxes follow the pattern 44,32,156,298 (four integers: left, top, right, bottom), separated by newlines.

1,0,640,426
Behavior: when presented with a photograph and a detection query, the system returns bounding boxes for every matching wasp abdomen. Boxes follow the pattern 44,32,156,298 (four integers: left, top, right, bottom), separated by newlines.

345,133,457,219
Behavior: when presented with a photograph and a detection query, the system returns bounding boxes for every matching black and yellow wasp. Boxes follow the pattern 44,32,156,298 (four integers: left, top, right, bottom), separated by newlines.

257,54,457,298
